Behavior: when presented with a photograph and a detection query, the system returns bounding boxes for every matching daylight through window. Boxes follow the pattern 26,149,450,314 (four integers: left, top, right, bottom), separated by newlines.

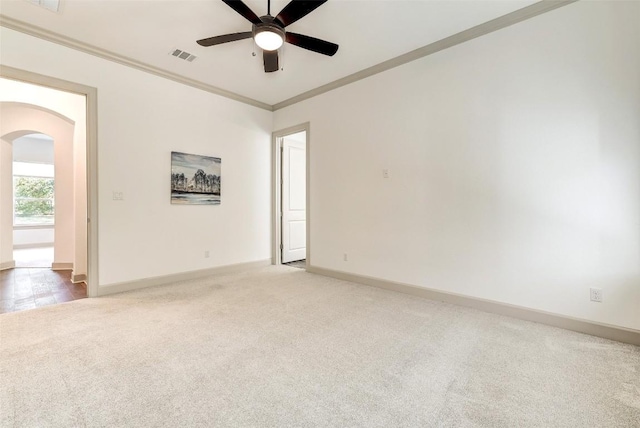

13,162,55,226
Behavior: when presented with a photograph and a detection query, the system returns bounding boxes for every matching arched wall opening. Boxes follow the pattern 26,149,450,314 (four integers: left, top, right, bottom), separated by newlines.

0,100,87,281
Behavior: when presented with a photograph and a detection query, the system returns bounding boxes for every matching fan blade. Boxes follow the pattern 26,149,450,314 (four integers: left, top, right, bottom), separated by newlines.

275,0,327,27
197,31,253,47
285,32,338,56
222,0,262,25
263,50,279,73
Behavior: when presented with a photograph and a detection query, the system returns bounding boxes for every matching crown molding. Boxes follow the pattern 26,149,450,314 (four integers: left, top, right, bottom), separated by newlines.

0,15,273,111
1,1,577,112
272,0,578,111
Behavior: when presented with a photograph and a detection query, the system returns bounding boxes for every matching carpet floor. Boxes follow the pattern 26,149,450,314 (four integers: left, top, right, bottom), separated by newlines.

1,266,639,427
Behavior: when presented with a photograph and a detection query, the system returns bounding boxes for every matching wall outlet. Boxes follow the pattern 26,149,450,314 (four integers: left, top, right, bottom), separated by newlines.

204,250,210,258
590,287,603,302
343,253,348,262
112,191,123,201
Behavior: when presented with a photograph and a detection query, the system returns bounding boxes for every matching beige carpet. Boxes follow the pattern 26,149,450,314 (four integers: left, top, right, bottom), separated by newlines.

1,266,639,427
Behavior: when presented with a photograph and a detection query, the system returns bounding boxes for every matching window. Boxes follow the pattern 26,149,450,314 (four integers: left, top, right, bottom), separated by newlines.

13,162,55,226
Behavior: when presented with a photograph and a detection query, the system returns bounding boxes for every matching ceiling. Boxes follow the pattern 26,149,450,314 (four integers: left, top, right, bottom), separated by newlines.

0,0,539,106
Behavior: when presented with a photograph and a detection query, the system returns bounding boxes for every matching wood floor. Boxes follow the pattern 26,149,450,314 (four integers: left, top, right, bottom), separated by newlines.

0,268,86,314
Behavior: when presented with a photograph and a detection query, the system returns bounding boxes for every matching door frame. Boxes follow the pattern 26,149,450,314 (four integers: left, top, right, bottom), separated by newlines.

272,122,310,267
1,65,99,297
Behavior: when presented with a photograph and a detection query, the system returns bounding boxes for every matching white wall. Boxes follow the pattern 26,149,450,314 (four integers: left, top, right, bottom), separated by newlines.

14,228,54,247
12,135,54,164
0,27,272,287
2,2,636,330
274,1,640,330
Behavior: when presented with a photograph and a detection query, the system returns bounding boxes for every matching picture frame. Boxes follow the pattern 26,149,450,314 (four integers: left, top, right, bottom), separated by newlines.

170,151,221,205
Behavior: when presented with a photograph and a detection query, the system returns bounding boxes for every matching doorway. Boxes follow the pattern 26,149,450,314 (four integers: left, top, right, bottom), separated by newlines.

0,65,98,303
12,132,55,268
272,123,309,269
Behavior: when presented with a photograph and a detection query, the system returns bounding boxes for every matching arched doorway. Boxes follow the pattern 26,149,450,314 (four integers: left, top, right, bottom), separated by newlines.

0,101,88,311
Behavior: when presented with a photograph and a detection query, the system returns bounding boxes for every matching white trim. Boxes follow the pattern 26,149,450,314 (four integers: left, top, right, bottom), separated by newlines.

271,123,310,269
97,259,271,296
13,243,53,249
0,65,99,298
0,16,272,112
1,2,576,111
51,262,72,270
86,77,99,297
272,0,578,110
13,224,54,230
71,272,86,283
0,260,16,271
306,266,640,347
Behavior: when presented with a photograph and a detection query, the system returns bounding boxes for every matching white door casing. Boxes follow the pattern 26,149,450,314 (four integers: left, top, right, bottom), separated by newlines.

281,135,306,263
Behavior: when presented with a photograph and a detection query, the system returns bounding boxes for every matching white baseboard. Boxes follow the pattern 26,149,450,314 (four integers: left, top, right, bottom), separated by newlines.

0,260,16,271
97,259,271,296
71,272,87,283
306,266,640,347
51,262,73,270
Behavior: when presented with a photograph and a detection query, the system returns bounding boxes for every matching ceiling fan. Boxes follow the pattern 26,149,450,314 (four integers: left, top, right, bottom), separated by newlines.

197,0,339,73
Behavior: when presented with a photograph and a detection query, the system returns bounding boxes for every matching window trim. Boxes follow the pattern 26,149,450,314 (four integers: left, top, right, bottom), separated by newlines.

13,224,55,231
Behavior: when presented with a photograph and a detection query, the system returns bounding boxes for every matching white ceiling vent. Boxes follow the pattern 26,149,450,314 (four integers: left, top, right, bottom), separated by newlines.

25,0,60,12
170,49,197,62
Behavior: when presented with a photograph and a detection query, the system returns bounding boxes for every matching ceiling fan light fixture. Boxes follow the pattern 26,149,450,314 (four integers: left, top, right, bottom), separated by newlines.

254,28,284,51
253,18,285,52
197,0,338,73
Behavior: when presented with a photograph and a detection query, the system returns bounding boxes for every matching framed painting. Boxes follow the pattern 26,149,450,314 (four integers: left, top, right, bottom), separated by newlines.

171,151,221,205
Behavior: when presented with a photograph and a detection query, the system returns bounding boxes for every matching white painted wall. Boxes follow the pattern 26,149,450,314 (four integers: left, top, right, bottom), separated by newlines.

274,1,640,330
1,26,272,287
14,228,54,247
2,1,636,331
12,135,54,164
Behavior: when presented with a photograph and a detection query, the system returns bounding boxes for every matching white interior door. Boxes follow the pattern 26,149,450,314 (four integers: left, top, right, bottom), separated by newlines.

281,134,306,263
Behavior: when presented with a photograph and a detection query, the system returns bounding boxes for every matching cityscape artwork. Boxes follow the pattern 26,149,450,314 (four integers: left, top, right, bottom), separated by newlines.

171,151,221,205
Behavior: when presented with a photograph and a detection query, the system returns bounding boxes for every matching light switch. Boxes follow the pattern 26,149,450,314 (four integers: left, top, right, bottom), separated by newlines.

382,169,390,179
